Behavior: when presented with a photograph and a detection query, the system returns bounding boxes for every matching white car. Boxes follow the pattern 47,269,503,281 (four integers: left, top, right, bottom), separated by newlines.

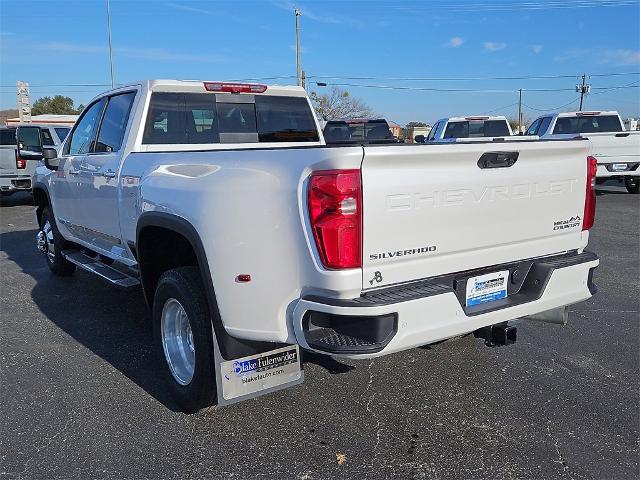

526,111,640,193
425,116,513,142
0,124,70,195
27,80,599,412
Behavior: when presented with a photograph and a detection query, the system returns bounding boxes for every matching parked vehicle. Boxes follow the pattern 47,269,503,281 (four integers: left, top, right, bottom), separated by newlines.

25,80,599,413
324,118,397,143
426,116,513,142
527,111,640,193
0,124,70,196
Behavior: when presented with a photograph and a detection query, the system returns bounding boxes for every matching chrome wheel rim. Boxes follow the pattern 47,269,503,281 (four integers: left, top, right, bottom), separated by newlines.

161,298,195,386
38,220,55,263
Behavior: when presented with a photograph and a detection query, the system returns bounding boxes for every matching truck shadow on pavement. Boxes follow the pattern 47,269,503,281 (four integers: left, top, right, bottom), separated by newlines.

0,227,354,412
1,228,184,412
0,191,34,207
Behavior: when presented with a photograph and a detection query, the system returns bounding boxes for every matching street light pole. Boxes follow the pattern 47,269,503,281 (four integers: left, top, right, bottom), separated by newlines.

295,9,302,87
106,0,115,88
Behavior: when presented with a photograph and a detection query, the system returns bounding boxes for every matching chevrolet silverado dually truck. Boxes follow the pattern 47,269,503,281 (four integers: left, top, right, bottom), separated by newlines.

527,111,640,193
24,80,599,413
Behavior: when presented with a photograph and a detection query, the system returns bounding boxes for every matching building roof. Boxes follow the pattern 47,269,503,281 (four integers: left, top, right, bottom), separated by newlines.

5,114,78,126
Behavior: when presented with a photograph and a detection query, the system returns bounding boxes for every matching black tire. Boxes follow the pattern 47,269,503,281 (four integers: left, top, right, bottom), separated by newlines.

625,177,639,194
153,267,217,413
39,206,76,276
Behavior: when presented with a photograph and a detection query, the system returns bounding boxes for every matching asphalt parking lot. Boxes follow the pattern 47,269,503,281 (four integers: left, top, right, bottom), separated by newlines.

1,182,638,480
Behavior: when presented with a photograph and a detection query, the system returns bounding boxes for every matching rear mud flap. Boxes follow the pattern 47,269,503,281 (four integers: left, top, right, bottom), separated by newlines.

214,340,304,407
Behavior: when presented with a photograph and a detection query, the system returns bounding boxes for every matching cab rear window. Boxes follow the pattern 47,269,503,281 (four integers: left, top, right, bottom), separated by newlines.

552,115,622,134
444,120,511,139
142,93,319,144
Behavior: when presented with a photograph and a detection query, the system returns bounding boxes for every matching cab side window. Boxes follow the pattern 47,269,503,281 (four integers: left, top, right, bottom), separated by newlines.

427,122,439,141
66,99,106,155
538,117,552,136
41,129,55,146
525,118,542,136
95,92,136,153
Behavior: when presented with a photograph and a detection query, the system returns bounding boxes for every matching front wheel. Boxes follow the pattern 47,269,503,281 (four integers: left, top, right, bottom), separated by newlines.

38,207,76,276
153,267,218,413
625,177,639,194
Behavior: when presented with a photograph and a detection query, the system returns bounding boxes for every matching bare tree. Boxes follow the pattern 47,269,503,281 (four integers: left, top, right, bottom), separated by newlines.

309,87,375,121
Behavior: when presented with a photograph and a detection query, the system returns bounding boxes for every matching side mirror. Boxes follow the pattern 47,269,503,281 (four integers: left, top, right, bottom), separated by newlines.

16,126,43,161
42,147,60,171
414,135,425,143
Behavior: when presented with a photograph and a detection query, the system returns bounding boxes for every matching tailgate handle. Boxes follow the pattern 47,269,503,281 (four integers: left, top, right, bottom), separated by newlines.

477,151,519,169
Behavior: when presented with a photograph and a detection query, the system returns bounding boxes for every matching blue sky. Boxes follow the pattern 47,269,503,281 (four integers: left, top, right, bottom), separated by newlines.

1,0,639,125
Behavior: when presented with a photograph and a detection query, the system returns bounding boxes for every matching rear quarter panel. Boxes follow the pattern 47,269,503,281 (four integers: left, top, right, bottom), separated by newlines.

121,146,364,342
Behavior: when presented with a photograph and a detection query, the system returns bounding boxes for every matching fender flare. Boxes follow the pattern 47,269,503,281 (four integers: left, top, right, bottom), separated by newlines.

31,181,53,227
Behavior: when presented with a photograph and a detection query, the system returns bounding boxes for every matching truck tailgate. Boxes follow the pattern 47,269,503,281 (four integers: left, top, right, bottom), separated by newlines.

361,140,590,290
584,131,640,162
0,146,18,177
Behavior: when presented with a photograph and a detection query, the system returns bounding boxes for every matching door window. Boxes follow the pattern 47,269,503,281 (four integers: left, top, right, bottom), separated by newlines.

525,118,542,136
537,117,552,135
66,99,106,155
41,129,55,146
95,92,136,153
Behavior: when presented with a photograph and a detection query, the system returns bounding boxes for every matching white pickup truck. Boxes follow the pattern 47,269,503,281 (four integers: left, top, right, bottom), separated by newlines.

26,80,599,413
425,116,513,142
526,111,640,194
0,124,70,195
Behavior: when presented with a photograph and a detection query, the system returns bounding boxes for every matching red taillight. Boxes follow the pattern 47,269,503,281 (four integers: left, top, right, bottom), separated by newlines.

203,82,267,94
308,169,362,269
583,156,598,231
15,151,26,169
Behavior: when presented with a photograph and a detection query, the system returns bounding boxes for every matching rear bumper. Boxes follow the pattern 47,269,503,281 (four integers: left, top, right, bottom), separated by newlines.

293,251,598,358
596,162,639,178
0,176,32,192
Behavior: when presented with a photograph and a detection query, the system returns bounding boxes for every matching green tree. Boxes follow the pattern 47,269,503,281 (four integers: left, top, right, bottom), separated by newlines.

31,95,83,115
309,87,374,121
406,121,427,128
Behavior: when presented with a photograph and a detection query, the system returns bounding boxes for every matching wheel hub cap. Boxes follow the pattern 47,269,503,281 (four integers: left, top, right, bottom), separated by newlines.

37,221,55,261
161,298,195,386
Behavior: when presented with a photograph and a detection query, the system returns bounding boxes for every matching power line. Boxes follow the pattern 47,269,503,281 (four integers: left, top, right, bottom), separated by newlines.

482,102,519,115
0,83,112,88
591,80,640,95
313,81,578,93
523,98,581,112
388,0,639,12
309,72,639,82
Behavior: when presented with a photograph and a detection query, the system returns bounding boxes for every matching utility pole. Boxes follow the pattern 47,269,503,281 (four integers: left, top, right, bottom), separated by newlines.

295,9,302,87
106,0,115,88
301,70,306,90
577,73,591,111
518,89,523,134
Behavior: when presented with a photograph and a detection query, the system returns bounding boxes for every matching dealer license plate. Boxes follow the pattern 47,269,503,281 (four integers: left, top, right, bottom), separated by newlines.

466,270,509,307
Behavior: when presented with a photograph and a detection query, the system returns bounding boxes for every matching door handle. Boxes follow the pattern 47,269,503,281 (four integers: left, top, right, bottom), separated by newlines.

68,169,80,175
477,151,519,169
103,170,116,178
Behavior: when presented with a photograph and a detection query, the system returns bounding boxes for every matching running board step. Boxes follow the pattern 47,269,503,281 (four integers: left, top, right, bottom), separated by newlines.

61,250,140,289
